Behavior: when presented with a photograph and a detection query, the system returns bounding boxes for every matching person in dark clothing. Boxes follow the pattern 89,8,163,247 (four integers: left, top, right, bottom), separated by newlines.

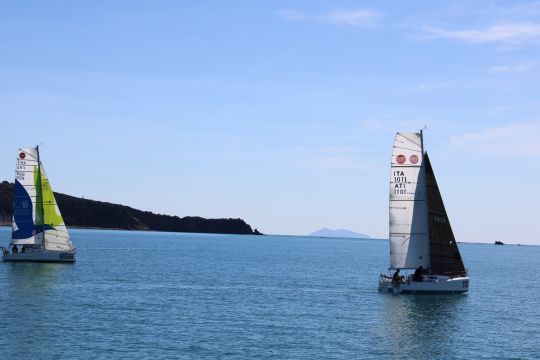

11,245,18,254
413,266,424,282
392,269,402,285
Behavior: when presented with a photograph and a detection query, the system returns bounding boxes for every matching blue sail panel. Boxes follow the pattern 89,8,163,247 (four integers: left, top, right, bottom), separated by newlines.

12,180,39,240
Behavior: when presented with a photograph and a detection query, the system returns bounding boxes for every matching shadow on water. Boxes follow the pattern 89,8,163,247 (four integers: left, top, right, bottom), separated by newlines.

375,294,467,358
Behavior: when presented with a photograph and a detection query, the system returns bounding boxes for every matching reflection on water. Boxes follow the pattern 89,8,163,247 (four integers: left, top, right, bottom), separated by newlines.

6,262,62,285
1,262,73,359
377,294,467,358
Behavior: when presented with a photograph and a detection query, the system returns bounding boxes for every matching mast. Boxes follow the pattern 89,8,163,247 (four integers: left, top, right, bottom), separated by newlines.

36,145,45,250
419,129,431,274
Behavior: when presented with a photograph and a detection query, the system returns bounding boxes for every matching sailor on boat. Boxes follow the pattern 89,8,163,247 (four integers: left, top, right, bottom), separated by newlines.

413,266,424,282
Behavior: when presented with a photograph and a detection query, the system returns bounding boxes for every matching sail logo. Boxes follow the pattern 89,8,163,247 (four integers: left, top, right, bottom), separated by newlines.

410,155,418,164
396,154,406,164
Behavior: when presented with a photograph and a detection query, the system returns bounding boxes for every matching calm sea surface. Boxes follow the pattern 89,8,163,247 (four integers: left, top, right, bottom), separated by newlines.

0,227,538,359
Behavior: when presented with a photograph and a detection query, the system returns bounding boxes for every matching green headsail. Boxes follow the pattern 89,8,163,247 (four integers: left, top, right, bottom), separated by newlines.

34,166,65,229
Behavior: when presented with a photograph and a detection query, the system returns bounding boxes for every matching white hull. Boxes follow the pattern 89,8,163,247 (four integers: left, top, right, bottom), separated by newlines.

2,248,76,263
378,274,469,294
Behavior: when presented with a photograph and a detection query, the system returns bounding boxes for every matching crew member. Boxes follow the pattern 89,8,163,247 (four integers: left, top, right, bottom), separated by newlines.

413,266,424,282
392,269,402,285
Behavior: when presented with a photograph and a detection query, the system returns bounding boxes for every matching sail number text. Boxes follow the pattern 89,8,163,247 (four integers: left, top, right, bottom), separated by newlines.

393,170,408,195
15,160,26,181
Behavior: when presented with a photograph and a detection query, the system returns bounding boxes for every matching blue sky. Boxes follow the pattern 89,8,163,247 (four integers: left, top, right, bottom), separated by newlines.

1,1,539,244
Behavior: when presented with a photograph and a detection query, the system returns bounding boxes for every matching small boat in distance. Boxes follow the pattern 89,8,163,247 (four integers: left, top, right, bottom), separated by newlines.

379,131,468,294
2,146,76,262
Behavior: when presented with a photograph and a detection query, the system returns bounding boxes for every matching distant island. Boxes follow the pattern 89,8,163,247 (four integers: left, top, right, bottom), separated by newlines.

309,228,370,239
0,181,261,235
494,241,504,245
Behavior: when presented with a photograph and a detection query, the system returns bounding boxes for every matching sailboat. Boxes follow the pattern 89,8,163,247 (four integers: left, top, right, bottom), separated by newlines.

2,146,76,262
378,131,468,293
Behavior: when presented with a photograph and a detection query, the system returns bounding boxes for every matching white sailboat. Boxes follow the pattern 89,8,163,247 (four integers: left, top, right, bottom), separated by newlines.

378,131,468,294
2,146,76,262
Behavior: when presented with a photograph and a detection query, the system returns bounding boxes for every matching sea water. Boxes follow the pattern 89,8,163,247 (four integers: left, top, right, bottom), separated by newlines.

0,228,538,359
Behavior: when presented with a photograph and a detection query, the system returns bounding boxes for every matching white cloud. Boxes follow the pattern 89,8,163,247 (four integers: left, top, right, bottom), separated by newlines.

424,22,540,45
357,119,385,131
279,9,381,27
450,122,540,156
295,145,359,157
277,10,306,21
485,107,514,117
323,10,381,27
412,83,431,93
489,61,540,73
293,145,375,171
503,1,540,18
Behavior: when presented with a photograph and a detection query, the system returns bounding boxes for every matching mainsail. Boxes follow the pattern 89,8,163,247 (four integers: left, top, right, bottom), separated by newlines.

11,148,74,251
389,133,430,269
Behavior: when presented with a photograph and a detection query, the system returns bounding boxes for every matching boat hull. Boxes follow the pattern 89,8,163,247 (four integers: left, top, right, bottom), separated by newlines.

378,274,469,294
2,249,76,263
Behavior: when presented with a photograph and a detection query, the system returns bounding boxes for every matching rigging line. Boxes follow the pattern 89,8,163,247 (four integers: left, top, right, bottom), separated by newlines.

393,145,422,152
389,199,426,202
397,133,421,147
43,234,71,240
43,241,71,246
45,229,70,234
46,240,72,245
45,228,69,232
43,233,71,240
389,181,420,184
45,236,71,241
44,230,70,236
45,233,71,239
391,165,421,170
15,170,40,174
390,232,429,235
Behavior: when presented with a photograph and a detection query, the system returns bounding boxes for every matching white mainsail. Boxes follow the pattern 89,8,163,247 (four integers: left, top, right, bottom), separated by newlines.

12,148,42,246
389,133,429,269
11,147,74,251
